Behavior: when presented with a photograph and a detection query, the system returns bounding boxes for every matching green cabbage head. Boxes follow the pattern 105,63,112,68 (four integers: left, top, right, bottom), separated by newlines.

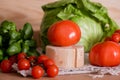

40,0,120,52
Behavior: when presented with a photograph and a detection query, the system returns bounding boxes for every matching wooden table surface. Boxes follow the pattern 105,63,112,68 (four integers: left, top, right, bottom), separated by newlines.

0,0,120,80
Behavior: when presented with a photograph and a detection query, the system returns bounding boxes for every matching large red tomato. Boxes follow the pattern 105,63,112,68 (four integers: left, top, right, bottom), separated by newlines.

47,20,81,46
89,41,120,67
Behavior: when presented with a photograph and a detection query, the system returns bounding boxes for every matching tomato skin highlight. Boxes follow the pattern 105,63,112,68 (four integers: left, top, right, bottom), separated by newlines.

111,33,120,43
89,41,120,67
46,65,59,77
37,55,49,64
17,52,27,61
18,59,30,70
47,20,81,46
43,58,55,68
32,65,44,79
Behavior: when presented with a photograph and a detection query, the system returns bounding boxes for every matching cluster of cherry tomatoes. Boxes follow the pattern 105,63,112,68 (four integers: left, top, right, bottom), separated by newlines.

105,29,120,43
89,29,120,67
0,53,59,79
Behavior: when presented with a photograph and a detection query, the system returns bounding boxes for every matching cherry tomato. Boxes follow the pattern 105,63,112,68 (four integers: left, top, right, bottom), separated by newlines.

89,41,120,67
17,52,27,61
28,56,37,66
114,29,120,34
104,36,111,41
46,64,59,77
18,58,30,70
43,58,55,68
111,33,120,43
28,56,37,62
9,55,17,64
47,20,81,46
37,55,49,64
32,65,44,79
0,60,12,73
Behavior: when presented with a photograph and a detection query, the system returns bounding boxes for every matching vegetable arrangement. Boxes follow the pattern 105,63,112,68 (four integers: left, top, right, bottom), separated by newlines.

0,53,59,79
89,29,120,67
0,0,120,79
0,20,59,79
0,20,39,61
47,20,81,46
40,0,120,53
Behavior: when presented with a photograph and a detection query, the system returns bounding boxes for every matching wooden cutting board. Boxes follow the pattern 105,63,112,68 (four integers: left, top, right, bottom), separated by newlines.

0,0,120,80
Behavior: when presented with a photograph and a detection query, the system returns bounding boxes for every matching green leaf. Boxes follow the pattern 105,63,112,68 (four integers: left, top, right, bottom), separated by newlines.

40,0,120,52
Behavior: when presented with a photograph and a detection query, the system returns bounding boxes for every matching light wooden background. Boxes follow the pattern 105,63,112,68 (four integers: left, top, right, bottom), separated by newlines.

0,0,120,46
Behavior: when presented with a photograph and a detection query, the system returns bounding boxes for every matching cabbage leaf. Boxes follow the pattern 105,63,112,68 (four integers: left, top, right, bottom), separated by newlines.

40,0,119,52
